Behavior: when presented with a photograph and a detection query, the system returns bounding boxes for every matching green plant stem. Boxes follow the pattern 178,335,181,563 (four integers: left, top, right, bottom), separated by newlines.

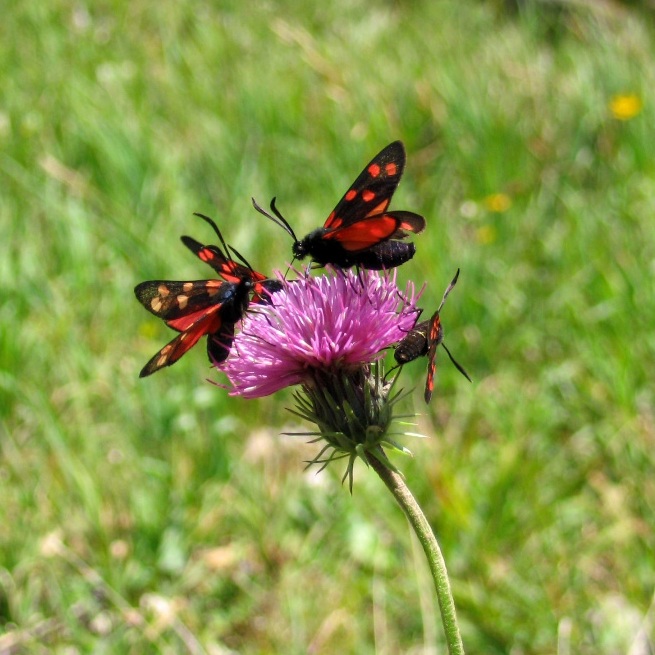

366,450,464,655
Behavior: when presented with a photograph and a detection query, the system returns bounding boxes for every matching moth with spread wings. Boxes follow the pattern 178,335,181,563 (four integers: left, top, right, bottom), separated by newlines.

394,269,471,403
253,141,426,270
135,213,282,377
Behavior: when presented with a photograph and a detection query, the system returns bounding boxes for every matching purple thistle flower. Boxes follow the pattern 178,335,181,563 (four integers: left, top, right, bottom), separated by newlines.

218,268,420,398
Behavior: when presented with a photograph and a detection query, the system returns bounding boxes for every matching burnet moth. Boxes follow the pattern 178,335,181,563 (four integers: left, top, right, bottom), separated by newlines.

135,213,282,377
394,269,471,403
253,141,426,270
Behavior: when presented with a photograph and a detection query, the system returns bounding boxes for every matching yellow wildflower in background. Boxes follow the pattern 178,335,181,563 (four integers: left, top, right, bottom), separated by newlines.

483,193,512,213
609,94,642,121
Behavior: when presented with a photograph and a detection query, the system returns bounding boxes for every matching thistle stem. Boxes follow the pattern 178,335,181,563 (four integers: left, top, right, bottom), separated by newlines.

366,450,464,655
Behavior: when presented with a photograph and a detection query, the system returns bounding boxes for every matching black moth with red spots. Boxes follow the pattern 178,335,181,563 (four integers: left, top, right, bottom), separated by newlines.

134,214,281,377
253,141,426,270
394,269,471,403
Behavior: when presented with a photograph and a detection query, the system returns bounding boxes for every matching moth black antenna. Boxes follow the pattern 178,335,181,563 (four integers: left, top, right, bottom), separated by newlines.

441,342,472,382
269,197,298,241
437,268,460,314
435,268,470,381
251,197,299,278
227,244,255,273
251,196,298,242
193,212,230,257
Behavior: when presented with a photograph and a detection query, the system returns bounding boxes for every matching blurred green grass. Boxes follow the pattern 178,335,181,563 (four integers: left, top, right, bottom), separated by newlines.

1,0,654,652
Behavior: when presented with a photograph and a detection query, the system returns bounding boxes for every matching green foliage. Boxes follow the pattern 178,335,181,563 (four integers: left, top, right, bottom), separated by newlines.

1,0,654,652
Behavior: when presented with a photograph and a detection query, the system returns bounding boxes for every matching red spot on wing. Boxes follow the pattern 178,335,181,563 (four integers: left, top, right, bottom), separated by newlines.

429,316,441,341
326,216,399,251
210,260,240,284
172,322,213,357
368,163,381,177
424,313,442,403
218,273,240,284
166,304,223,332
325,212,343,229
345,189,357,201
362,190,376,203
424,359,436,404
397,214,426,233
250,270,267,282
142,308,224,376
219,274,239,284
364,200,391,218
252,282,268,298
385,162,398,176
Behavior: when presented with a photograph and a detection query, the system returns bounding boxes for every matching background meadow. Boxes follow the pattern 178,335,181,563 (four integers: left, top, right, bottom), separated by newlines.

1,0,654,653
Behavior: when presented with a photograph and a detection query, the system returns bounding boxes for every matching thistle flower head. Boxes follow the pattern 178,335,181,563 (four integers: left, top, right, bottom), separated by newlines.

216,267,422,488
219,267,420,398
